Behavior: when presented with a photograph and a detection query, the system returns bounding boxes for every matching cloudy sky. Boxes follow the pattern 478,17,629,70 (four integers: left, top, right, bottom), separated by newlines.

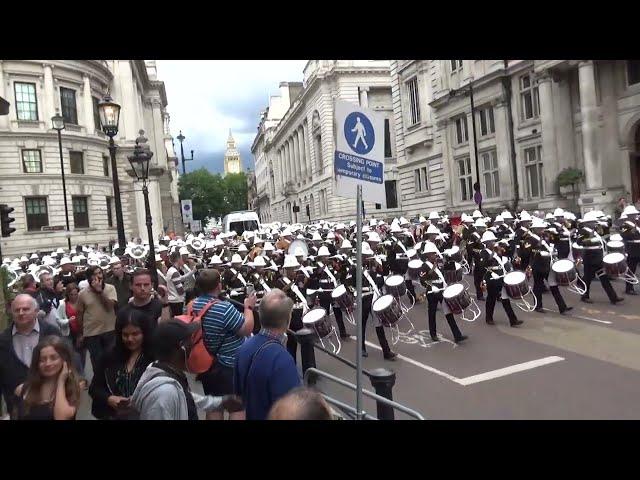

156,60,307,174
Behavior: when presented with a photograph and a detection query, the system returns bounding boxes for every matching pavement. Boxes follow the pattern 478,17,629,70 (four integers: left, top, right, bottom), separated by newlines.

311,277,640,420
76,275,640,420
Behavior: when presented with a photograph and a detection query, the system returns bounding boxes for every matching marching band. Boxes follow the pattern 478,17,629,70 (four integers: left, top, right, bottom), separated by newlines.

3,204,640,361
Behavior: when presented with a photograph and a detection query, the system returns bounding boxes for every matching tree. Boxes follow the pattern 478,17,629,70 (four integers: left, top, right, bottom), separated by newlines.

557,167,584,211
178,169,249,224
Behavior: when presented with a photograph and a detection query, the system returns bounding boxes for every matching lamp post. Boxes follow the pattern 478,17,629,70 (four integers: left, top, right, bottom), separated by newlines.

176,130,194,175
450,82,482,212
51,111,72,250
128,130,158,288
98,94,126,255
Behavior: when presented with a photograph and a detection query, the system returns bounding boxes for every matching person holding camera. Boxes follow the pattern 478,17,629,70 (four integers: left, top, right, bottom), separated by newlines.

75,265,118,372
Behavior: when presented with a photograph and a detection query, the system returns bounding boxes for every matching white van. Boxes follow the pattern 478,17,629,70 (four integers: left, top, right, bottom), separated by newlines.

222,210,261,236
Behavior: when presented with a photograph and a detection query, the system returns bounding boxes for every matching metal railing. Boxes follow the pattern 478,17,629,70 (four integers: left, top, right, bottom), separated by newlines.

304,368,425,420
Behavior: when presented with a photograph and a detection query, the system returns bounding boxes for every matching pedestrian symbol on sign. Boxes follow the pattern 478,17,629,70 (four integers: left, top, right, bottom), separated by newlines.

344,112,375,155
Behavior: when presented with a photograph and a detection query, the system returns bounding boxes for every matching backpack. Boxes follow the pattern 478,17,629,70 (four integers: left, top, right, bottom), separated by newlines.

174,298,219,374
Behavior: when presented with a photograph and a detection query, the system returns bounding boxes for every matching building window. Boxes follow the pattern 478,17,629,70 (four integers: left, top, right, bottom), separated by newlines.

14,82,38,121
93,96,102,130
450,60,463,73
481,150,500,199
60,87,78,125
315,135,323,175
454,116,468,145
478,106,495,136
70,151,84,174
319,189,326,215
103,155,110,176
414,166,428,193
384,119,392,158
524,145,544,198
406,77,421,126
106,197,114,228
385,180,398,208
520,73,540,121
25,197,48,231
22,149,43,173
73,196,89,228
457,157,473,201
627,61,640,86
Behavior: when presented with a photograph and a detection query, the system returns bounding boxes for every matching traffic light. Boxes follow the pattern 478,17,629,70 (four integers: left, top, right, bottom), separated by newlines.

1,204,16,237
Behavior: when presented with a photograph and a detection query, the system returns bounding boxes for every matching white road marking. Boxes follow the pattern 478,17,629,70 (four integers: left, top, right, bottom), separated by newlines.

456,356,565,386
547,309,613,324
364,340,565,386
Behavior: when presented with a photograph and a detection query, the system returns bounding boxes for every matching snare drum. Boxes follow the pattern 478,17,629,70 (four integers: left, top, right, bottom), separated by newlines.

606,241,625,254
504,271,529,299
443,263,463,284
395,256,409,274
571,242,583,260
407,259,424,280
385,275,407,298
603,252,627,277
331,284,354,311
551,259,577,286
302,307,332,339
443,283,472,314
372,294,403,327
445,246,463,263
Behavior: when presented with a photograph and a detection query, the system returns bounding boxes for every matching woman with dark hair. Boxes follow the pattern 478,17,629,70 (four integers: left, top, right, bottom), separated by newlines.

21,274,38,296
57,283,87,371
89,309,154,419
12,335,81,420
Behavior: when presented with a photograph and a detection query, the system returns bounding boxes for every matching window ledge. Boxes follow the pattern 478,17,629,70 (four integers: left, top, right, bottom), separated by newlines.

406,122,422,132
453,142,469,148
17,120,42,127
65,124,82,132
477,133,496,141
74,228,94,232
518,118,540,129
24,230,68,236
413,191,431,199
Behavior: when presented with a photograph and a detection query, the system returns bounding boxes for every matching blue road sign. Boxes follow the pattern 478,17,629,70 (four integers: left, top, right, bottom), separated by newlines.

344,111,375,155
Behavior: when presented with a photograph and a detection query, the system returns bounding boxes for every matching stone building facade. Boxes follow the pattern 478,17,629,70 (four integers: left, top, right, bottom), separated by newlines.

0,60,181,257
251,61,399,223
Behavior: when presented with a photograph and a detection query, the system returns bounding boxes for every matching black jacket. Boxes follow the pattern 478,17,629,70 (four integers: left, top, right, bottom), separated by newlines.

0,320,62,413
89,351,152,420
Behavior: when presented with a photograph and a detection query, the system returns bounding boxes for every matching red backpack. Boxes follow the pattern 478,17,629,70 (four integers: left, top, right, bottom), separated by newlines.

174,299,219,374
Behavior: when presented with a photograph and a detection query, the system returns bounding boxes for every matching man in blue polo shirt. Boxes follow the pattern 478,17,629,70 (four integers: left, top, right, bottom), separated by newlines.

191,269,255,420
234,289,301,420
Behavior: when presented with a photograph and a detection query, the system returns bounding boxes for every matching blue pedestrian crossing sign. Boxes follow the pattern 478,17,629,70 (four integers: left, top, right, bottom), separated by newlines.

334,100,385,205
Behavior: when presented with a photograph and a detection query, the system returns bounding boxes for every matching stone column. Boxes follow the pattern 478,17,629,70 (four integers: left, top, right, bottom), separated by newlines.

0,61,7,129
293,133,301,183
151,100,167,169
284,142,290,184
537,71,559,195
43,64,55,124
360,86,370,107
118,61,138,141
578,60,602,190
553,72,575,173
82,74,94,133
303,122,312,181
288,138,295,183
599,61,622,190
299,126,307,180
492,101,514,200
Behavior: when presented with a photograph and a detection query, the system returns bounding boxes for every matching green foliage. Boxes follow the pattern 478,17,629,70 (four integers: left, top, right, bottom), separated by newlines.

557,168,584,188
0,266,16,330
178,169,248,223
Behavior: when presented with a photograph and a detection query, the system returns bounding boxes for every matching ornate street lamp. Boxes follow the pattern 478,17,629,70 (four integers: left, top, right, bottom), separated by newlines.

51,110,71,250
98,94,126,254
128,130,158,287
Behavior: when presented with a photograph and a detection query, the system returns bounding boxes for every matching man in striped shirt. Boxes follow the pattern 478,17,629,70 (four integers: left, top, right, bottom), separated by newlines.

166,251,197,316
192,269,255,420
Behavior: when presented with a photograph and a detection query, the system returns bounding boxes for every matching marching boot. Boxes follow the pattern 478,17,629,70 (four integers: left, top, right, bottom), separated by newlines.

376,326,397,360
445,313,465,342
550,286,571,313
334,308,349,338
601,276,624,304
502,299,523,326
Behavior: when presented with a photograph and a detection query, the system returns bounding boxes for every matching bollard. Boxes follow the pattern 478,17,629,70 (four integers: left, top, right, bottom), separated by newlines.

368,368,396,420
295,328,317,385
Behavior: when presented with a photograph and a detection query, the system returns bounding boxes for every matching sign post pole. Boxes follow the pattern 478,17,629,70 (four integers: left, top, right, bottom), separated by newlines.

333,99,386,420
355,184,363,420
